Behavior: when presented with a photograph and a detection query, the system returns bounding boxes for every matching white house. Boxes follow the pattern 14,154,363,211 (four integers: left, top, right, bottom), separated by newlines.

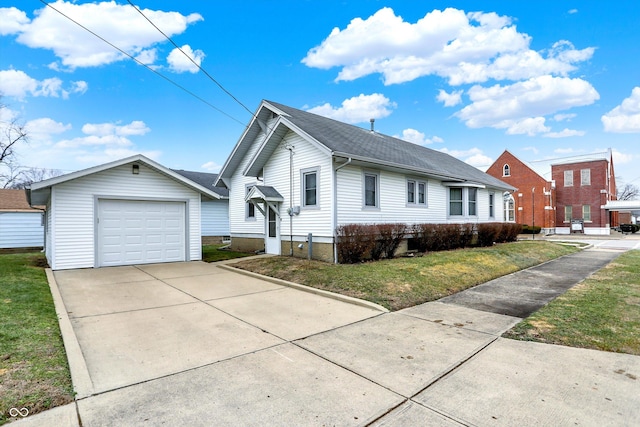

0,189,44,250
28,155,224,270
216,100,515,262
172,169,230,243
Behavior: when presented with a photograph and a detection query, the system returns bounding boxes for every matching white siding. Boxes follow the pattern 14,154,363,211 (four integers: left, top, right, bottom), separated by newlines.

201,199,230,236
336,164,506,226
262,132,333,240
50,163,201,270
0,212,44,248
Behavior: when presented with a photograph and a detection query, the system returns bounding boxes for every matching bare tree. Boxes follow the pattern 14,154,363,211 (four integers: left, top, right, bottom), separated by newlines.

0,101,29,187
7,166,64,189
617,183,640,201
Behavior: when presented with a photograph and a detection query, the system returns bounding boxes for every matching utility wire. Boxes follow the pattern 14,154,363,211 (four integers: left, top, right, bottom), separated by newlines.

38,0,246,127
126,0,256,118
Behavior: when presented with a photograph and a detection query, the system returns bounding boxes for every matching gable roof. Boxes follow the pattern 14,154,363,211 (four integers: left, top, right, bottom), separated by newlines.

0,189,43,212
27,154,225,206
489,150,550,182
172,169,229,198
217,100,514,191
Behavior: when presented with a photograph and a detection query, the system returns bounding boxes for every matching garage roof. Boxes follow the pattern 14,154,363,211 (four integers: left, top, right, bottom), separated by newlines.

27,154,225,206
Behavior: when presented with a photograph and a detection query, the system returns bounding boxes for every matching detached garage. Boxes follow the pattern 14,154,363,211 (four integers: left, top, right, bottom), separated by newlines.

27,154,224,270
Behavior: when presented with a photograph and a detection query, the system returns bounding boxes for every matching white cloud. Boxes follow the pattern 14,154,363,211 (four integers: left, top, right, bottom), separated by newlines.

543,129,586,138
302,7,594,86
612,148,634,165
553,113,576,121
601,87,640,133
167,45,205,73
396,128,443,145
568,9,579,14
0,7,29,35
0,69,87,100
554,148,578,154
439,147,492,167
59,120,150,148
522,146,539,154
136,48,157,65
436,89,462,107
24,118,72,143
3,2,203,70
201,161,222,172
456,75,599,134
305,93,396,124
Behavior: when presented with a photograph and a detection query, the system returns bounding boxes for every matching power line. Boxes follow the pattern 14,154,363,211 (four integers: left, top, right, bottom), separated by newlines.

38,0,246,127
126,0,256,118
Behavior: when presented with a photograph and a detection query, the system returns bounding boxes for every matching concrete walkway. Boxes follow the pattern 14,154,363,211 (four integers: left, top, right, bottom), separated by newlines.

14,247,640,426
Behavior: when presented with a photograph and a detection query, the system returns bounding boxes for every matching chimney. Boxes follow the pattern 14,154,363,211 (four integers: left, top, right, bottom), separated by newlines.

370,118,375,132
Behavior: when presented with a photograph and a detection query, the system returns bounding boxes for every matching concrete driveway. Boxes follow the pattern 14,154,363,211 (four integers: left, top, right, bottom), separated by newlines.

20,249,640,426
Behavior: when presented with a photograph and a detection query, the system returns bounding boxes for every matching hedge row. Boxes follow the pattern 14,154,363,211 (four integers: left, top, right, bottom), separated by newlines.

336,222,523,263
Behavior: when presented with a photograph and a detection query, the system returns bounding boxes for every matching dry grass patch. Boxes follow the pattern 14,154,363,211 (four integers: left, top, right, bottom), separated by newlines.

232,241,578,311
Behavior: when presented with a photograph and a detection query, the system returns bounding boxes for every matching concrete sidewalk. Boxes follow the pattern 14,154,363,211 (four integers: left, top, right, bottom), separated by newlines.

14,248,640,426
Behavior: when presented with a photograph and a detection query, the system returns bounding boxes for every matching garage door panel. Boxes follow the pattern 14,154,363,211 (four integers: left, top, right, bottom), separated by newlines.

98,200,186,267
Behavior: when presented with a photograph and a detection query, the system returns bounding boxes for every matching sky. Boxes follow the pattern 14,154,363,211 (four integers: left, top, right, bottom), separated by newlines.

1,1,639,188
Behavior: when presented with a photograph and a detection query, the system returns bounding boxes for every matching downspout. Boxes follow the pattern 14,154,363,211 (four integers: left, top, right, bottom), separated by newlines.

332,157,352,263
286,144,294,256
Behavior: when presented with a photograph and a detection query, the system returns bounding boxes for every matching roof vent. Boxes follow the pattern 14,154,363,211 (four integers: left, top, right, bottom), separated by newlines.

370,118,375,132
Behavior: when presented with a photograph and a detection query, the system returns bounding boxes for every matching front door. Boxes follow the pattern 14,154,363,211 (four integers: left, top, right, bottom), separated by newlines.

265,205,280,254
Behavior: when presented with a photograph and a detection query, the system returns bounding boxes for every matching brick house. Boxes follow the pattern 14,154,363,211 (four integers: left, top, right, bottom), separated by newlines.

485,150,556,233
486,150,617,235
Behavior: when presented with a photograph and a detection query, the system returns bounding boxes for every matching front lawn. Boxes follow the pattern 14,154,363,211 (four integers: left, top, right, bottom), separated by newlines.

231,241,580,311
0,253,73,425
202,244,253,263
504,250,640,355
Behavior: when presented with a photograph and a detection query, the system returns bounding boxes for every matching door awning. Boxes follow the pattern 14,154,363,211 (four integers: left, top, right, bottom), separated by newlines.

245,185,283,217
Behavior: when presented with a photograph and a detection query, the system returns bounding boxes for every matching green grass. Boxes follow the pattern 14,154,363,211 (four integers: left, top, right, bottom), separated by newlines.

504,250,640,355
231,241,579,311
0,253,73,425
202,244,253,263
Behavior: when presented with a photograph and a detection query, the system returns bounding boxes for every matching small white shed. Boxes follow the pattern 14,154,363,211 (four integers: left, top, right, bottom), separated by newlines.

0,189,44,249
28,154,224,270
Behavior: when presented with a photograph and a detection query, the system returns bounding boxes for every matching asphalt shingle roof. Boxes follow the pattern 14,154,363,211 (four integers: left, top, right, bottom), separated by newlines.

266,100,513,190
172,170,229,197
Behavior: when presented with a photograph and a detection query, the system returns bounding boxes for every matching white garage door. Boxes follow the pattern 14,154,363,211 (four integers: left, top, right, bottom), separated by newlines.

98,199,186,267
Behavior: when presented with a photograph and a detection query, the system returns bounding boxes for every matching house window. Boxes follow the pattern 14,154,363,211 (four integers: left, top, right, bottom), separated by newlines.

363,172,379,208
583,205,591,221
418,182,426,205
503,164,511,177
564,170,573,187
302,168,318,207
449,188,463,216
407,179,427,206
468,188,477,216
564,205,572,222
504,193,515,222
489,193,495,218
407,180,415,204
581,169,591,186
245,184,255,220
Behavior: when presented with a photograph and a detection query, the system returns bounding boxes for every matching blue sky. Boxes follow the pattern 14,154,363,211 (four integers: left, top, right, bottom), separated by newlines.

1,1,639,187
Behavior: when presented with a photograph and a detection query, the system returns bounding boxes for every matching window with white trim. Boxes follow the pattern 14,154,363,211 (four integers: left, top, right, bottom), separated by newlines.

503,164,511,177
407,179,427,206
449,187,480,217
363,171,379,208
581,169,591,186
564,205,572,222
489,193,495,218
301,168,319,208
245,184,255,220
583,204,591,221
564,170,573,187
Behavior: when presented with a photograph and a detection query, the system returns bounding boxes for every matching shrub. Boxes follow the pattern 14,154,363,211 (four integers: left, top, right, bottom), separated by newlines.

521,224,542,234
336,224,375,263
374,223,408,260
500,223,523,242
477,223,500,247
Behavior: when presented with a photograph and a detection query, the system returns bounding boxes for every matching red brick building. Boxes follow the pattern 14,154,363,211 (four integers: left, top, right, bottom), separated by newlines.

486,150,617,235
486,150,556,233
552,156,618,235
